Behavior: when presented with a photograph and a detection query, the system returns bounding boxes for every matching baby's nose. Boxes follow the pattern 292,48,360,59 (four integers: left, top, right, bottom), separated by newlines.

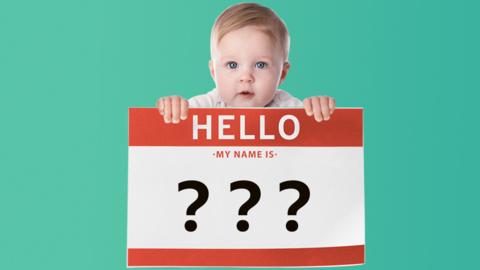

239,70,254,83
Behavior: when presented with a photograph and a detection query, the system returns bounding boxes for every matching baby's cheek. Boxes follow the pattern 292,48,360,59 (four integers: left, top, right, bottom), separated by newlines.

261,71,279,85
218,88,235,104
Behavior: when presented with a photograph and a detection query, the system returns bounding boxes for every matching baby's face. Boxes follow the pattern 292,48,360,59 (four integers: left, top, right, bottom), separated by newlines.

209,26,289,107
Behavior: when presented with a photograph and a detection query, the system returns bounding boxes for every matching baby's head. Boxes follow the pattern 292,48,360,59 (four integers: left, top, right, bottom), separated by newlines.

209,3,291,107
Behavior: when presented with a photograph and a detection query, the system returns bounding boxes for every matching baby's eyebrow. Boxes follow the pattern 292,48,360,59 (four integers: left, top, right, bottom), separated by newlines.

257,56,273,61
220,56,274,61
220,56,237,61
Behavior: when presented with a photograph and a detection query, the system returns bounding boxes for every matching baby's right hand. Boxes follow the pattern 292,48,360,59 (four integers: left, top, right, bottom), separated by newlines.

157,96,189,124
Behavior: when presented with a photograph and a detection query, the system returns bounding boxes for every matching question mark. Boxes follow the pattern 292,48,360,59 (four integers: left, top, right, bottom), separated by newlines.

230,180,261,232
178,180,209,232
280,180,310,232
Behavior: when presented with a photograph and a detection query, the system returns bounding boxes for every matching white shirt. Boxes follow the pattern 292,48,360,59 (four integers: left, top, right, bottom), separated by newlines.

188,88,303,108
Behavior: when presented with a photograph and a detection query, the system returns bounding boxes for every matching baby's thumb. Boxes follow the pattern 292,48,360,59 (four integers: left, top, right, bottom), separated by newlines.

157,98,165,115
180,99,189,120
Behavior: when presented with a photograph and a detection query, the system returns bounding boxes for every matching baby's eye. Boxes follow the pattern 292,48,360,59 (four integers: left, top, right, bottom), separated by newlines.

226,61,238,69
255,61,268,69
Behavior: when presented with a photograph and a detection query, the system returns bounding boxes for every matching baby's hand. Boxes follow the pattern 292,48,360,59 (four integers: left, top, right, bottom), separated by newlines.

303,96,336,122
157,96,189,124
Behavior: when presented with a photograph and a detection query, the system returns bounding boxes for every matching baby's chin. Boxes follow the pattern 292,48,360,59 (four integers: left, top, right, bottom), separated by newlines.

227,99,270,107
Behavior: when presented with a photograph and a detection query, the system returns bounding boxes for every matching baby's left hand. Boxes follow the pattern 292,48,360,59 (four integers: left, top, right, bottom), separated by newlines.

303,96,336,122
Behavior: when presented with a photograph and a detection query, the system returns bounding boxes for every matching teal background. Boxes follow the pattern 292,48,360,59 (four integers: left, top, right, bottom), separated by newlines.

1,0,478,269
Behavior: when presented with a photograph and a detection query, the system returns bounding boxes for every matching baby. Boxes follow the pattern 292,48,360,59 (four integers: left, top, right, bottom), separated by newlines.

157,2,335,123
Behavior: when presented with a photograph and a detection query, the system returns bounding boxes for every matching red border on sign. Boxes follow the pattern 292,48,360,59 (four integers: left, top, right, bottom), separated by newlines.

129,108,363,147
127,245,364,267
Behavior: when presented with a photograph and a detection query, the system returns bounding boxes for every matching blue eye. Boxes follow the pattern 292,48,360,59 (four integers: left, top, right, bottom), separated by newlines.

256,61,268,69
227,61,238,69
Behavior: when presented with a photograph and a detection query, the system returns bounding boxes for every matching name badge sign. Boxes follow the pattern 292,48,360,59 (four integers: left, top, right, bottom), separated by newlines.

127,108,364,267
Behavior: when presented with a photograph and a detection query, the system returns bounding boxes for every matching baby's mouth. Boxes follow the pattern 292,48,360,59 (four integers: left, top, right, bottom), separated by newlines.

238,90,254,96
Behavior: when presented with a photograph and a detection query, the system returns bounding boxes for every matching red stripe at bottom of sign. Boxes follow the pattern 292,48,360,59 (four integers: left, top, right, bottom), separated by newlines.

127,245,364,267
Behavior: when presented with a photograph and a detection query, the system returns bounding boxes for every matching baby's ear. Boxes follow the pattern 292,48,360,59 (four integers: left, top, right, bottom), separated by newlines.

280,62,291,84
208,60,215,81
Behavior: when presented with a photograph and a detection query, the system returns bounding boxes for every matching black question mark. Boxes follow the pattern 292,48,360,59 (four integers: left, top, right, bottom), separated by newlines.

178,180,209,232
230,180,261,232
280,180,310,232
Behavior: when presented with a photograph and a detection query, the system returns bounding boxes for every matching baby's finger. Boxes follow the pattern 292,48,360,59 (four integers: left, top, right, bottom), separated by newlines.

163,97,172,123
320,96,330,120
171,96,181,123
329,97,336,114
303,98,313,116
157,98,165,115
180,98,189,120
311,97,323,122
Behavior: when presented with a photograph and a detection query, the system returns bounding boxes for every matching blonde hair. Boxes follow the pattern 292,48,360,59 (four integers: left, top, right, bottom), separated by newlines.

210,2,290,61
